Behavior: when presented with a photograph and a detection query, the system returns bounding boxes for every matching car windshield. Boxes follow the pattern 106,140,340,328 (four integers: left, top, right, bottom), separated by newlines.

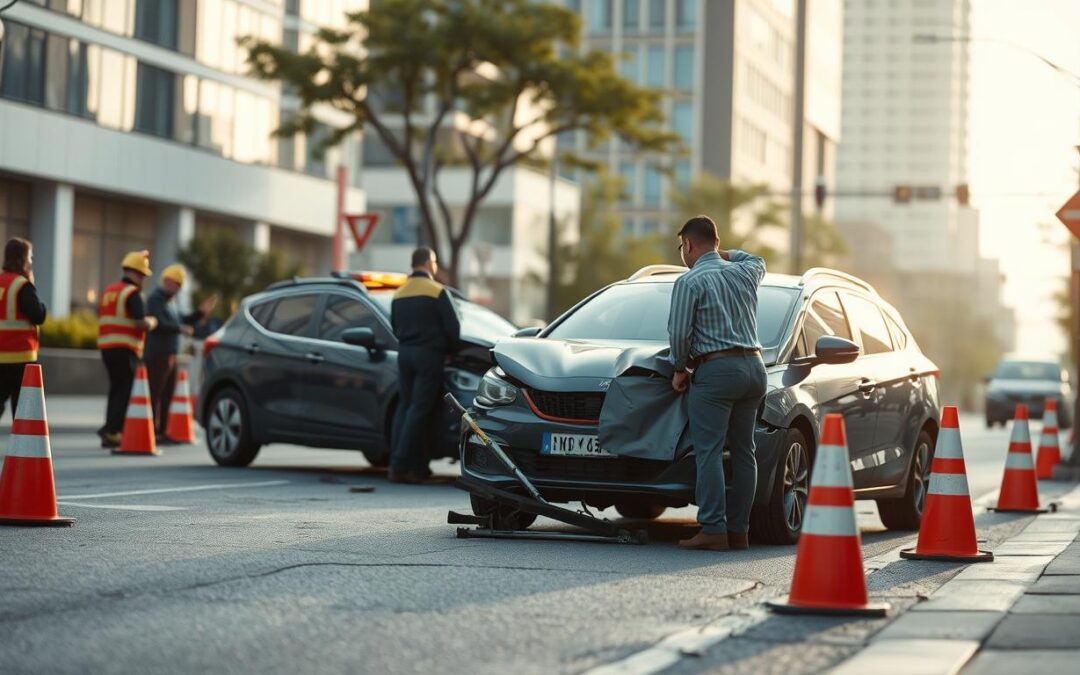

994,361,1061,381
368,291,517,343
545,282,799,346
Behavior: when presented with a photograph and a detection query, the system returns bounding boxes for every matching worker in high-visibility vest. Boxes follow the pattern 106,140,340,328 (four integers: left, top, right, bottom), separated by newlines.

0,237,47,422
96,250,158,449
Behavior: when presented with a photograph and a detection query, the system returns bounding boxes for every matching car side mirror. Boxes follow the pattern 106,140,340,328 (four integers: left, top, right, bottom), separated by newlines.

514,326,542,338
793,336,860,368
342,327,386,358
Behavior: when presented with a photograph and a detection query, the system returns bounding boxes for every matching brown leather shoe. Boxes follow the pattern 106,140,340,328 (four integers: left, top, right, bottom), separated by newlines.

678,530,730,551
728,531,749,550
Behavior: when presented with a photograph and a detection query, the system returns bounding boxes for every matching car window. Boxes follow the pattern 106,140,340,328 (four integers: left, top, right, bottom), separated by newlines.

249,299,275,328
318,294,392,343
795,291,851,357
842,293,893,355
994,361,1063,381
264,294,318,337
885,313,908,350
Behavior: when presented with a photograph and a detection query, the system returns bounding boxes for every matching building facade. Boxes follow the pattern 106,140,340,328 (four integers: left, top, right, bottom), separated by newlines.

0,0,366,318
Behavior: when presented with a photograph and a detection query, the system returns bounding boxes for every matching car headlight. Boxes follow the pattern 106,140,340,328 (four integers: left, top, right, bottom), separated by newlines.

475,367,518,406
445,368,483,391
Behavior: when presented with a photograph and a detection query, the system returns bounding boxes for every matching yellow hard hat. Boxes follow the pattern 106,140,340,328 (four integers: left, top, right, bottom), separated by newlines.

162,264,187,286
121,250,152,276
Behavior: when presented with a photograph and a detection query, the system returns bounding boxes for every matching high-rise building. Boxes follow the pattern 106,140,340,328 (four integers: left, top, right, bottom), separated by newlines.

835,0,975,272
0,0,366,317
562,0,842,239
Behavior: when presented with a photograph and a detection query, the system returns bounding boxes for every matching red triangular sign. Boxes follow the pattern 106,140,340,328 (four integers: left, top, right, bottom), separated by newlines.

343,213,380,252
1058,190,1080,240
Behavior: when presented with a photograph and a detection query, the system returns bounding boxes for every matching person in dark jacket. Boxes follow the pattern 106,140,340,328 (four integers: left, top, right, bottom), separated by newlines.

0,238,47,422
145,264,216,442
389,247,461,483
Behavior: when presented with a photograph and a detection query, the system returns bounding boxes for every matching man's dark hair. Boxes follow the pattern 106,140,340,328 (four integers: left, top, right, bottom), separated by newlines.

410,246,435,268
2,237,31,275
678,215,719,244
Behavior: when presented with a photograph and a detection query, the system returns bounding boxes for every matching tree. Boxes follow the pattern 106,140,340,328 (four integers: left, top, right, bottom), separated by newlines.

178,230,302,318
799,213,849,269
669,173,786,266
243,0,676,286
550,174,674,316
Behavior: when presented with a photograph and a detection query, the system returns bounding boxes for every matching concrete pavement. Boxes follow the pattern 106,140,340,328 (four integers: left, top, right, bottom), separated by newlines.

0,399,1076,674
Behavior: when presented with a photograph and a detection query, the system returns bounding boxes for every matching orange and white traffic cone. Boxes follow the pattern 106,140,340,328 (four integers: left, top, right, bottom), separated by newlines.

165,370,196,444
115,365,159,456
1035,398,1062,479
900,406,992,562
991,404,1045,513
0,364,74,526
767,414,889,617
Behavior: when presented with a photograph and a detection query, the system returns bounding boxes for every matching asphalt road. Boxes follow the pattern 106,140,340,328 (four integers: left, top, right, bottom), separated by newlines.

0,406,1063,674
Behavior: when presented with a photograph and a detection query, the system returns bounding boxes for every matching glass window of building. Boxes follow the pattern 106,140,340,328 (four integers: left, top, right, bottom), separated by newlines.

672,101,692,144
0,23,47,105
646,45,665,87
87,46,136,131
44,33,69,112
64,40,91,117
619,47,640,83
174,75,198,144
673,44,694,89
134,0,179,50
619,161,637,204
0,179,33,244
134,63,176,139
648,0,665,32
71,194,155,312
643,163,661,205
623,0,640,31
675,0,696,30
588,0,613,34
673,160,690,193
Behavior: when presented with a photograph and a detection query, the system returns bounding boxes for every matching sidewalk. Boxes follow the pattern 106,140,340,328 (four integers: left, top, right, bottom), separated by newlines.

831,482,1080,674
3,395,108,431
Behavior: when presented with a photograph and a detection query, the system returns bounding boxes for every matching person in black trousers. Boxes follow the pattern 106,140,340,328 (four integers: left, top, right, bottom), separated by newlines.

388,247,460,483
0,238,47,422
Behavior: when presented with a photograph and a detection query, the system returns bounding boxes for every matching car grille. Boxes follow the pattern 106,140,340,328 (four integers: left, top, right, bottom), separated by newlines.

508,448,668,483
525,389,605,422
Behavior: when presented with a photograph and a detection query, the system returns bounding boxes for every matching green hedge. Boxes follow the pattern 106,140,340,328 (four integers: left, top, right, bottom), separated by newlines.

39,311,99,350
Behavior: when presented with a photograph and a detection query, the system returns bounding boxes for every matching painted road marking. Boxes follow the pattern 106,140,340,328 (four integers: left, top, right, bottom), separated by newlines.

58,480,289,500
57,502,187,512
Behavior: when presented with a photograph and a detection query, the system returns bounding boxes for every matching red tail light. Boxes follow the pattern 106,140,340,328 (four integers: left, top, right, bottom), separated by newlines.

203,327,225,360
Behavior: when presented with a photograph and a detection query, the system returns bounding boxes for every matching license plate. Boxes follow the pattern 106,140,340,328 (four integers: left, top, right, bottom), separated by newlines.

541,433,613,458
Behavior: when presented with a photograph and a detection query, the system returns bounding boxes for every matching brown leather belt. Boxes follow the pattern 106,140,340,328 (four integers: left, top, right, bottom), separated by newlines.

695,347,761,366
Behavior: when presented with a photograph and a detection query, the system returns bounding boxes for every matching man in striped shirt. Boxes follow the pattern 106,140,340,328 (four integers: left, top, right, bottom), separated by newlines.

668,216,768,551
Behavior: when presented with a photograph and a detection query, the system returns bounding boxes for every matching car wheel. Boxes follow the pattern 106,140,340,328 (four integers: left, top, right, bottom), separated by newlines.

985,418,993,429
362,449,390,468
470,494,538,530
206,388,260,467
877,428,933,531
750,427,810,545
615,503,667,520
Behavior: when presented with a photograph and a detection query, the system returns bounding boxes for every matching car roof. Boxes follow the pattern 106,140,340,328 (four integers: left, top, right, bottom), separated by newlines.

622,266,876,295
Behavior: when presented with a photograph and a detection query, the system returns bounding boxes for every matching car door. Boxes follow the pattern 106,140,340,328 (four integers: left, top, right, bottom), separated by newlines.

796,290,880,489
302,290,399,446
242,292,321,438
841,293,910,488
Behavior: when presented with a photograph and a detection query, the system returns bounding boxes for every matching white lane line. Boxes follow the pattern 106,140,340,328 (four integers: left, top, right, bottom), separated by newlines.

57,502,187,512
57,480,289,500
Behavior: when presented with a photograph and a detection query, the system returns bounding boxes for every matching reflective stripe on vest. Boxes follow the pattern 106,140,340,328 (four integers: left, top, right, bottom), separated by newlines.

0,272,39,363
98,282,145,356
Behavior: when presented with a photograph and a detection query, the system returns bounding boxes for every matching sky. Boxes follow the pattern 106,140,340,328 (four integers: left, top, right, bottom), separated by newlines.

968,0,1080,357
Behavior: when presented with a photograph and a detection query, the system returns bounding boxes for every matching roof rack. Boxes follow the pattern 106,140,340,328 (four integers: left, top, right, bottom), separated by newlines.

627,264,687,281
799,268,876,294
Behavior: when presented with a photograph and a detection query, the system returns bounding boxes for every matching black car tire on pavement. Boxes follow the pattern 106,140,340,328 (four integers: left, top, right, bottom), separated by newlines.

877,428,934,531
206,388,261,467
750,427,811,545
470,494,538,530
614,503,667,520
362,449,390,468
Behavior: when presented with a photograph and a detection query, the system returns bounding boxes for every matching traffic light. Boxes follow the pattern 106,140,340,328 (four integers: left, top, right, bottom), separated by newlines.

956,183,970,206
893,185,913,203
814,177,827,210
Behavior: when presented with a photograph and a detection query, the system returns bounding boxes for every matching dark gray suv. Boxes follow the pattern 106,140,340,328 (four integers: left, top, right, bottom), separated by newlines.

460,267,941,544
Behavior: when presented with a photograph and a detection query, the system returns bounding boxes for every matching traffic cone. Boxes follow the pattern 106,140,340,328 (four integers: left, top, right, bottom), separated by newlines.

0,364,74,526
115,365,159,456
900,407,992,562
991,404,1045,513
767,414,889,617
1035,398,1062,479
165,370,195,444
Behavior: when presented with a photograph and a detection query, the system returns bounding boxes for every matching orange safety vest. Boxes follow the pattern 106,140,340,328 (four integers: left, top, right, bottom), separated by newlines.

97,281,146,357
0,272,40,364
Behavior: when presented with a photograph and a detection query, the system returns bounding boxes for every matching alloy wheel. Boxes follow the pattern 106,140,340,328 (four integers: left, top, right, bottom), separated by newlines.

911,439,931,515
782,441,810,532
208,397,242,457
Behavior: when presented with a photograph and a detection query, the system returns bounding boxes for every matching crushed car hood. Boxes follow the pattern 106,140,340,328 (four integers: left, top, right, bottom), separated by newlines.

493,338,674,391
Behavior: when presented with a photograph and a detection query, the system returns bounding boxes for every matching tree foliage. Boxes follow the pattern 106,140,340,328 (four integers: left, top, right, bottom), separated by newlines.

799,213,849,270
178,230,302,318
242,0,677,285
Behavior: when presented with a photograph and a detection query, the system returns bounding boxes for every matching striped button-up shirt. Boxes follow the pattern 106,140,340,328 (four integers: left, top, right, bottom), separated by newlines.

667,250,767,370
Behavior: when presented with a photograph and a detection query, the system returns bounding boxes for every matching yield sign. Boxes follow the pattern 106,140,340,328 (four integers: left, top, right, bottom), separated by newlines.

1058,190,1080,240
343,213,380,252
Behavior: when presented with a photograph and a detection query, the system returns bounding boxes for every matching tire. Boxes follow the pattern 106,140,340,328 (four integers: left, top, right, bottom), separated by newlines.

615,503,667,520
877,428,933,531
470,494,538,530
750,427,811,545
205,387,261,467
362,449,390,468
